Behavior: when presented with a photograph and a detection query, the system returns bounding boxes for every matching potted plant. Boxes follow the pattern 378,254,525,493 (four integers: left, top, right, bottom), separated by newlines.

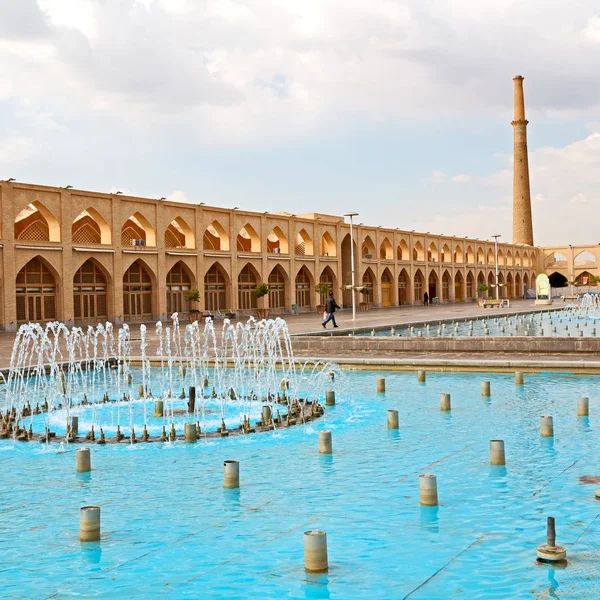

185,289,201,321
255,283,270,317
358,285,370,310
315,282,330,312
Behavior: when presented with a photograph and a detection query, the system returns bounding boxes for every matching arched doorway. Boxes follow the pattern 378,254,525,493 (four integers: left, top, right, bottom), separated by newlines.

362,268,375,306
398,269,409,305
515,274,522,298
454,271,464,302
506,273,514,298
414,270,424,303
16,257,58,323
123,260,153,320
549,272,568,288
204,264,227,311
238,264,258,311
466,272,474,300
73,259,108,324
319,267,335,305
295,266,312,308
428,271,438,300
268,266,286,310
381,269,392,306
442,271,450,302
166,262,192,315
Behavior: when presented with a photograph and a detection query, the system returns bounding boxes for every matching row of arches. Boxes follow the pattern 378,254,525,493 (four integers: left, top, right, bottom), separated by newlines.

15,256,534,325
544,250,598,268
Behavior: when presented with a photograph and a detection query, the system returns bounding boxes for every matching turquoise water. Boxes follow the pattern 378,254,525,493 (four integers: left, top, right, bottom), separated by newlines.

357,309,600,337
2,370,600,599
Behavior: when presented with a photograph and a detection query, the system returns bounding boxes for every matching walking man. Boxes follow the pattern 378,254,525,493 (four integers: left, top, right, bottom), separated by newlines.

322,291,341,329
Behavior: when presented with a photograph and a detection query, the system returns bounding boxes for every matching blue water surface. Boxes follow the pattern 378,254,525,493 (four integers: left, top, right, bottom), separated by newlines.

1,370,599,599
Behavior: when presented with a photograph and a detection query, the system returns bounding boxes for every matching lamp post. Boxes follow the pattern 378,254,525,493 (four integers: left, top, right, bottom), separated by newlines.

492,235,501,300
344,212,359,321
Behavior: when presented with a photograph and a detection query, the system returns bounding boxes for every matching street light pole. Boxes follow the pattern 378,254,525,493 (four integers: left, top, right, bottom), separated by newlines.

492,235,501,300
344,212,359,321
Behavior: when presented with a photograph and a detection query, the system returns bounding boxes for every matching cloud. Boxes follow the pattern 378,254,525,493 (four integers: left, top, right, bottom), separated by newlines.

0,134,39,164
168,190,190,203
451,174,471,183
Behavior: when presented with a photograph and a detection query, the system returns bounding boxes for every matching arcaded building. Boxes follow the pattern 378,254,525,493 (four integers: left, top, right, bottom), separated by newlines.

0,180,539,331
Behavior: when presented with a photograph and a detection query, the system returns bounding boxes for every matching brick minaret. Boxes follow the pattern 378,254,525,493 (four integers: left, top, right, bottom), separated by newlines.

512,76,534,245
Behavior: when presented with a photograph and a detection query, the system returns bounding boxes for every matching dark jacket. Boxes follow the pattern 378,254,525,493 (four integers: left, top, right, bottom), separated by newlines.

325,297,340,313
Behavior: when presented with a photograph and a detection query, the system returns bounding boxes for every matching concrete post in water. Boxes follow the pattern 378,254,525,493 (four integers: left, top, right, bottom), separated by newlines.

69,416,79,436
578,396,589,417
124,373,132,385
481,381,491,397
325,390,336,406
154,400,164,417
419,473,438,506
139,384,145,398
304,530,328,572
184,422,197,442
188,386,196,414
223,460,239,488
515,372,524,385
540,415,554,437
387,409,399,429
261,405,272,425
319,430,332,454
203,376,209,388
490,440,505,465
76,447,91,472
376,377,386,393
537,516,567,562
440,393,451,411
179,365,187,377
80,506,100,542
417,370,426,383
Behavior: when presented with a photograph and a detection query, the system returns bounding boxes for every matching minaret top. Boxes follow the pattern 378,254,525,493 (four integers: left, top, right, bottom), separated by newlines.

513,76,526,122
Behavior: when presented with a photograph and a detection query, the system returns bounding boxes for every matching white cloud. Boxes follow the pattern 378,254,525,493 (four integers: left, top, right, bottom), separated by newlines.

451,174,471,183
0,135,38,164
168,190,190,203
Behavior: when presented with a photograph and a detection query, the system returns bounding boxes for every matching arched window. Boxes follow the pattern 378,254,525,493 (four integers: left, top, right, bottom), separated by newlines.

15,202,61,242
506,273,514,298
362,236,375,258
497,249,505,266
72,208,111,245
398,240,409,261
203,221,230,251
428,243,438,262
381,268,392,306
268,266,286,309
123,260,153,319
466,246,474,264
267,227,289,254
413,241,424,261
575,251,597,267
295,266,312,308
454,245,464,263
514,251,521,267
487,249,495,265
466,271,474,299
295,229,313,256
442,244,451,263
165,217,194,249
398,269,410,305
237,224,261,252
442,271,450,301
121,212,156,247
204,264,227,311
73,260,108,323
16,257,57,323
414,269,424,302
166,262,192,314
477,247,485,265
238,264,258,310
362,269,375,303
380,238,392,260
320,231,336,257
454,271,464,302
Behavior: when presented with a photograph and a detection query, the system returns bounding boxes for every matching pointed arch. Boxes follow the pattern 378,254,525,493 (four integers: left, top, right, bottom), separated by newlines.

428,269,439,300
295,265,314,308
380,237,393,260
506,272,514,298
361,267,375,304
166,261,194,314
165,216,194,249
413,241,424,261
575,250,597,267
506,250,513,266
295,228,313,256
523,252,530,267
15,201,61,242
476,247,485,265
466,245,474,264
454,270,464,302
267,226,289,254
361,235,375,258
487,248,495,265
203,220,230,251
442,269,451,301
497,249,505,266
268,264,288,310
381,267,393,306
427,242,439,262
497,272,506,298
514,251,521,267
238,263,259,311
454,245,464,264
466,270,475,299
548,272,568,288
73,258,110,323
319,266,337,305
121,212,156,247
515,272,522,297
205,261,229,311
398,268,410,305
320,230,336,257
236,223,260,252
531,252,537,268
16,256,60,323
123,259,155,319
398,239,409,261
441,244,451,263
575,270,594,285
72,207,111,245
414,268,424,302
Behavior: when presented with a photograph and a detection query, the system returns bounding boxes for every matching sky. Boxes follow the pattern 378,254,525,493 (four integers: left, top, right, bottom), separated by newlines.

1,0,599,247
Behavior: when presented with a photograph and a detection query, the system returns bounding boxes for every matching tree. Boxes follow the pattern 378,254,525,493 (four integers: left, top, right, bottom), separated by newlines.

254,283,270,299
477,283,489,298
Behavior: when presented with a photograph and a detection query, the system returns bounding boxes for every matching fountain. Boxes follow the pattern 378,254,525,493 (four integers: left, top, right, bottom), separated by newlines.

0,316,339,443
